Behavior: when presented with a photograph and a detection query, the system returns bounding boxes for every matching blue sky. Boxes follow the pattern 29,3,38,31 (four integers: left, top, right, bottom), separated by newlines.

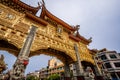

0,0,120,74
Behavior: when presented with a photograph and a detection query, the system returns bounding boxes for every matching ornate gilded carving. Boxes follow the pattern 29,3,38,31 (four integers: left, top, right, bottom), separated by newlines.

5,13,15,20
57,25,63,34
55,24,63,39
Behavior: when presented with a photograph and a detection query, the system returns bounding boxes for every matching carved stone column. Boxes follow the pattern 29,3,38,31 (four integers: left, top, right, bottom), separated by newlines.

93,56,104,80
10,25,37,79
74,44,85,80
64,62,71,80
72,62,78,80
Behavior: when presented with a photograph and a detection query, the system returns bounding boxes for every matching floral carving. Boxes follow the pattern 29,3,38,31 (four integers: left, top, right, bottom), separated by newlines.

6,13,15,20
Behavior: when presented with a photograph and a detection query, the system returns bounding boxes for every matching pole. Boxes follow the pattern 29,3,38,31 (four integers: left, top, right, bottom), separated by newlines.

93,53,105,80
64,62,71,80
93,55,102,76
74,44,84,75
10,25,37,79
18,26,37,57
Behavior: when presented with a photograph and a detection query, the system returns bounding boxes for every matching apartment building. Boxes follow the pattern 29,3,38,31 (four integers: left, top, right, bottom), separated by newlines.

97,50,120,79
39,57,74,80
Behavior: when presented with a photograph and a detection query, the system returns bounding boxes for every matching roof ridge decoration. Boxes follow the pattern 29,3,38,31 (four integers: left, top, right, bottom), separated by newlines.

39,0,92,44
69,25,92,44
40,1,75,31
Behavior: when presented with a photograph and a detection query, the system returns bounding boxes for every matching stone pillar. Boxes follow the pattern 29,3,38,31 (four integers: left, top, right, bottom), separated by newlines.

74,44,85,80
72,62,79,80
18,25,37,57
73,62,85,80
10,25,37,79
93,56,104,80
64,62,71,80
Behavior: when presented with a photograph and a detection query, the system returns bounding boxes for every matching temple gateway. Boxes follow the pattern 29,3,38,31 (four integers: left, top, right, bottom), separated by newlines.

0,0,104,80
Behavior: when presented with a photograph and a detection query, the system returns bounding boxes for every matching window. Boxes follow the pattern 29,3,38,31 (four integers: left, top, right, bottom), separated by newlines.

114,62,120,67
105,63,112,68
109,54,117,59
101,55,107,60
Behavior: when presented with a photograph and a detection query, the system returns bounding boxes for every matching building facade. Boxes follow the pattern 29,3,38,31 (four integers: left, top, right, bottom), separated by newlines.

39,58,65,79
97,50,120,80
26,70,40,79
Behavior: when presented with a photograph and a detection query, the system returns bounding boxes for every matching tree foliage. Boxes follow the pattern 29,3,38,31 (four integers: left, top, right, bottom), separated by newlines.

48,74,60,80
26,75,39,80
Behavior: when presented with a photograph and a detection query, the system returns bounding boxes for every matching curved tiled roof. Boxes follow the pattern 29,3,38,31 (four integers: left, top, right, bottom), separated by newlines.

69,32,92,45
0,0,41,15
0,0,91,44
40,6,75,31
40,5,91,44
26,12,48,26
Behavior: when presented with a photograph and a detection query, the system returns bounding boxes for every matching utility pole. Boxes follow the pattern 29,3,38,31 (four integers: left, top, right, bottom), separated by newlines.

10,25,37,80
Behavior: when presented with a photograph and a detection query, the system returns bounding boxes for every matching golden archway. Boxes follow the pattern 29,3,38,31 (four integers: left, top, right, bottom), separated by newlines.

0,0,94,65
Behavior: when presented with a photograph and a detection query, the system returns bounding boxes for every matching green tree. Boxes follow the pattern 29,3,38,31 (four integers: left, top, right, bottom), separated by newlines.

26,75,39,80
48,74,60,80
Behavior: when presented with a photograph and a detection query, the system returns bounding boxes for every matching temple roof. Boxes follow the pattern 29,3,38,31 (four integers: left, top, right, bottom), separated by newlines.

40,5,75,31
69,32,92,45
0,0,41,15
40,5,91,45
26,12,48,26
0,0,92,44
